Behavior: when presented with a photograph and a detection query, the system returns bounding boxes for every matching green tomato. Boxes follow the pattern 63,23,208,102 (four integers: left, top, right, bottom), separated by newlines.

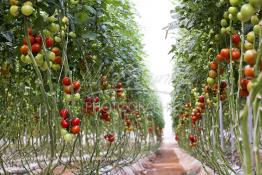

48,23,60,33
247,31,255,43
74,93,81,100
35,53,44,66
48,51,55,61
62,16,69,24
221,27,227,35
69,32,76,38
220,19,228,27
10,5,19,16
21,5,34,16
54,36,61,43
43,29,52,37
240,4,255,18
223,11,229,19
64,133,74,142
51,64,61,71
24,55,32,64
253,25,261,35
237,12,249,22
207,77,215,85
64,94,72,102
251,15,259,25
228,7,238,15
61,128,68,136
47,16,57,22
40,61,48,71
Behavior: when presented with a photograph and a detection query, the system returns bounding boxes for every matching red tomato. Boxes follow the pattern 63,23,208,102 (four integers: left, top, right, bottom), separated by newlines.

31,43,41,53
64,85,72,94
59,108,69,118
95,106,100,111
35,35,42,44
232,49,241,61
209,61,218,70
23,35,35,45
73,81,81,91
61,119,70,128
63,77,71,86
216,54,224,62
220,48,230,59
199,96,205,103
192,115,198,123
45,37,54,48
71,118,81,126
94,97,100,103
240,79,250,90
20,45,29,55
232,33,241,44
189,134,197,143
54,57,62,64
71,125,80,134
239,89,249,97
244,50,257,65
85,96,93,103
51,47,60,55
220,80,227,89
244,65,255,78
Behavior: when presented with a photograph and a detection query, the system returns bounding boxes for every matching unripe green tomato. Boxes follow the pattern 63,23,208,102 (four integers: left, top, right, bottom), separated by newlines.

247,31,255,43
40,61,48,71
23,1,33,6
51,64,61,71
228,6,238,15
244,41,253,50
43,29,52,37
221,19,228,27
10,5,19,16
70,0,79,5
251,15,259,25
69,32,76,38
64,133,74,142
240,4,255,18
74,93,81,100
35,53,44,66
54,36,61,43
221,27,227,35
207,77,215,85
60,31,65,38
48,23,60,33
21,5,34,16
64,94,72,102
253,25,261,35
47,16,57,22
61,128,68,136
24,55,32,64
62,16,69,24
223,11,229,19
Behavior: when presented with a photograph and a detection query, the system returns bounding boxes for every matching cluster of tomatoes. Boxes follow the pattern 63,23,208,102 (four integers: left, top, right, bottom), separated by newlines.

115,82,124,98
191,96,205,124
100,106,111,122
59,108,81,140
10,1,34,17
83,96,100,115
63,77,81,101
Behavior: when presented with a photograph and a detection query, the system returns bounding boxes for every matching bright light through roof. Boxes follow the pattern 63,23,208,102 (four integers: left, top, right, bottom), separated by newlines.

131,0,174,140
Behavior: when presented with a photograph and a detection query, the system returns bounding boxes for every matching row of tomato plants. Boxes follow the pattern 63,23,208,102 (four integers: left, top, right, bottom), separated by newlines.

0,0,164,174
170,0,261,174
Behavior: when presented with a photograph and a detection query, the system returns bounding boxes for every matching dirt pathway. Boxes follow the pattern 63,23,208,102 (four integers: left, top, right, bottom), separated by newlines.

139,142,186,175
